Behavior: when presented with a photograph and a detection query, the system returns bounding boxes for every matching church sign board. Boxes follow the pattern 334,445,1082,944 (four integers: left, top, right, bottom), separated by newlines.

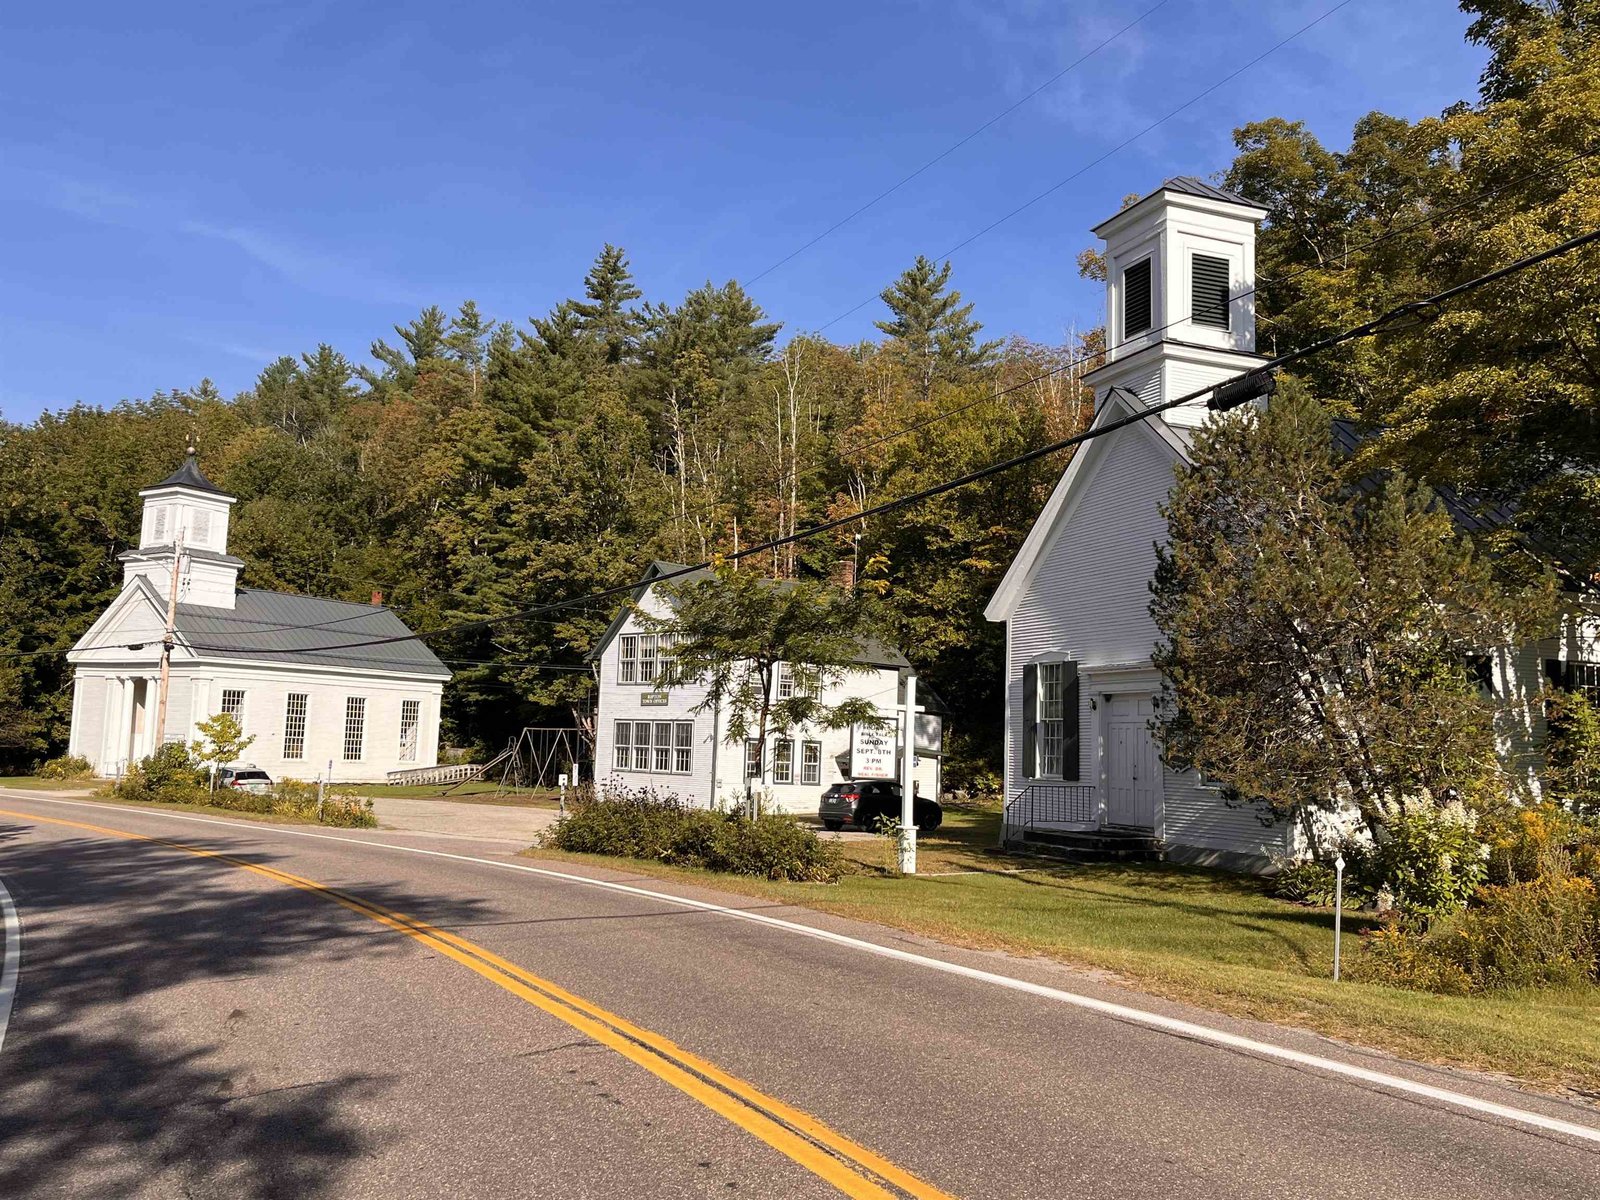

849,722,897,779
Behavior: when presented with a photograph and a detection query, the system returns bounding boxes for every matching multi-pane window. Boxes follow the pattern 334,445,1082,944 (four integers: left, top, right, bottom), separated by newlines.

674,722,693,774
776,663,795,701
620,633,673,685
745,739,763,779
773,738,795,784
220,689,245,724
1037,663,1066,778
283,693,308,760
399,699,421,762
343,697,366,761
1548,659,1600,708
613,720,694,774
801,741,822,786
656,634,677,686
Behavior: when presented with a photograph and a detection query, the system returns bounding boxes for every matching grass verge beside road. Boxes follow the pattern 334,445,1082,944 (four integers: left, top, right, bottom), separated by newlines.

346,782,561,808
522,805,1600,1096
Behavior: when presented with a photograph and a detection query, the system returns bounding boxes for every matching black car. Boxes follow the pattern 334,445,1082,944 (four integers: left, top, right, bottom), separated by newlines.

819,779,942,834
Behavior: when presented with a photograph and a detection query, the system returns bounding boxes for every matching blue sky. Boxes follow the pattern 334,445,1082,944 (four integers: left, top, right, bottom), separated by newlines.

1,0,1488,420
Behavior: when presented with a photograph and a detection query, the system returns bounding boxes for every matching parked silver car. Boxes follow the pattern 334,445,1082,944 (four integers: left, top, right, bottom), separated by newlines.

216,766,273,794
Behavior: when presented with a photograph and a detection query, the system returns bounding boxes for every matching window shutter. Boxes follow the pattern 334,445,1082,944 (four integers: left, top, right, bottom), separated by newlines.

1124,259,1152,336
1022,663,1038,778
1191,254,1230,329
1061,663,1081,781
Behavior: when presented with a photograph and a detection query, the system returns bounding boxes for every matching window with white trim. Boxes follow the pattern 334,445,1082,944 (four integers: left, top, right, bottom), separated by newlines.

1037,663,1066,779
612,720,694,774
776,662,795,700
614,721,632,770
343,697,366,761
399,699,421,762
220,689,245,726
773,738,795,785
657,634,677,686
744,739,762,779
619,635,639,684
639,637,658,685
674,722,693,774
283,693,308,760
619,633,669,685
801,741,822,786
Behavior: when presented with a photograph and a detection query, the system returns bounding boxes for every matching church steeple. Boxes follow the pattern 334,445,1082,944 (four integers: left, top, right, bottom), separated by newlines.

123,440,241,608
1083,176,1271,427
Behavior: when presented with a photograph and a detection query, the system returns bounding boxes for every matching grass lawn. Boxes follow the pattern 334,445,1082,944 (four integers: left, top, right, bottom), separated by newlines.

523,805,1600,1096
0,775,98,791
346,781,561,808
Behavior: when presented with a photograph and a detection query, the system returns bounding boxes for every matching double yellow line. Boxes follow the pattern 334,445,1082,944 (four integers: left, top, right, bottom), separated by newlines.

0,808,953,1200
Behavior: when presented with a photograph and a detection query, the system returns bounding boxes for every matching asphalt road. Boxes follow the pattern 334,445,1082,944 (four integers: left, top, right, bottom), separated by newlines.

2,788,1598,1199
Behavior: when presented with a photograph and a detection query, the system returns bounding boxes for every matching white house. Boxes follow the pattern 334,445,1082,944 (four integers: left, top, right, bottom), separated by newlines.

985,177,1600,872
66,448,450,782
590,563,940,812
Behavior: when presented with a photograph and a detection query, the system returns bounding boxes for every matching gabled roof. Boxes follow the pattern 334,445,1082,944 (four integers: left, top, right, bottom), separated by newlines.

142,451,230,498
175,588,451,677
985,389,1192,622
588,560,913,670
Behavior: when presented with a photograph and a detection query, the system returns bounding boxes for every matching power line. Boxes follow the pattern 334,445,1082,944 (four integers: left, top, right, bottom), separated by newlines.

793,144,1600,481
812,0,1362,335
182,224,1600,660
744,0,1176,287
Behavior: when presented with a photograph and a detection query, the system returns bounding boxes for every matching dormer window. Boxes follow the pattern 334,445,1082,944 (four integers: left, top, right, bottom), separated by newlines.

1123,258,1152,337
1191,254,1231,330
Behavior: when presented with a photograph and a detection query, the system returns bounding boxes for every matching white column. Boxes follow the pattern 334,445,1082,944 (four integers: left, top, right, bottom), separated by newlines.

142,675,161,758
66,676,84,759
114,676,136,775
190,677,211,744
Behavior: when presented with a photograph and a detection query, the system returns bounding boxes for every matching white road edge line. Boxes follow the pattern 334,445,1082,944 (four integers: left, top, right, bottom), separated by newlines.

0,874,20,1054
7,790,1600,1147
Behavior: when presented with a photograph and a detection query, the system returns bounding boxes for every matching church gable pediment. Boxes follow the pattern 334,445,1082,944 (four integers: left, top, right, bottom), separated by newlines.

69,580,169,660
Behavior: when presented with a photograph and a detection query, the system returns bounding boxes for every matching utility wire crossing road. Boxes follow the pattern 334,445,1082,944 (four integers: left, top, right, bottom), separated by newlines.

1,790,1598,1198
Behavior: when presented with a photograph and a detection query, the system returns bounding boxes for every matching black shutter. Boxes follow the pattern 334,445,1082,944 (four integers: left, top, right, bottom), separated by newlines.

1192,254,1230,329
1062,662,1081,781
1124,259,1152,335
1022,663,1038,778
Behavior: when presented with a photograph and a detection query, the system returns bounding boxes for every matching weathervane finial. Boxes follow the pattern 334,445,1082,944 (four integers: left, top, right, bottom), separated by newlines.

186,428,198,459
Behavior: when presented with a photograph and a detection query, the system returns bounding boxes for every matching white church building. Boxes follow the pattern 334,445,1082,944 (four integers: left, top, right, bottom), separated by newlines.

986,176,1599,872
67,448,450,781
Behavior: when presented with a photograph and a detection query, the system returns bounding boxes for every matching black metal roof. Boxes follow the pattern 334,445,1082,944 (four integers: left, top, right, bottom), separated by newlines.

176,588,451,677
1158,175,1258,208
146,451,230,497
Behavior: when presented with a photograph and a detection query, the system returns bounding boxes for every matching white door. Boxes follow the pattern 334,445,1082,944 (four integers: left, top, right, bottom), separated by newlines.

1105,694,1160,830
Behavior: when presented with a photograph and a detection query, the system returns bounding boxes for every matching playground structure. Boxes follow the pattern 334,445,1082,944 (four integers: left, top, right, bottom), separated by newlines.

385,727,584,793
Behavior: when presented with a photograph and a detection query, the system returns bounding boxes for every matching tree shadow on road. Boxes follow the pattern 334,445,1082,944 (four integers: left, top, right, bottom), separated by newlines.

0,824,498,1198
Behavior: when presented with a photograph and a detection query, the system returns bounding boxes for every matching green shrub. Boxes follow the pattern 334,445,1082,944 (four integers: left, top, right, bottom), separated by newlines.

1445,876,1600,990
1268,860,1339,906
116,745,208,803
1347,801,1488,921
270,779,377,827
545,788,842,883
36,754,94,780
1545,687,1600,814
1348,920,1473,995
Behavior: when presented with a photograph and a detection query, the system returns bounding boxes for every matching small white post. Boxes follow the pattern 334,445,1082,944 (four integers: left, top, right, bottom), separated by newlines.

1333,853,1345,982
898,673,918,875
558,771,569,815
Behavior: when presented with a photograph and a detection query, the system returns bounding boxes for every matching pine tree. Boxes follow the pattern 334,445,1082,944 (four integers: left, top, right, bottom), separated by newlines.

571,244,644,365
875,255,1000,398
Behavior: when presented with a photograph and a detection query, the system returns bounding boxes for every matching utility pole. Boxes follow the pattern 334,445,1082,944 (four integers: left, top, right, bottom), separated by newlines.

151,530,184,750
898,672,918,875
